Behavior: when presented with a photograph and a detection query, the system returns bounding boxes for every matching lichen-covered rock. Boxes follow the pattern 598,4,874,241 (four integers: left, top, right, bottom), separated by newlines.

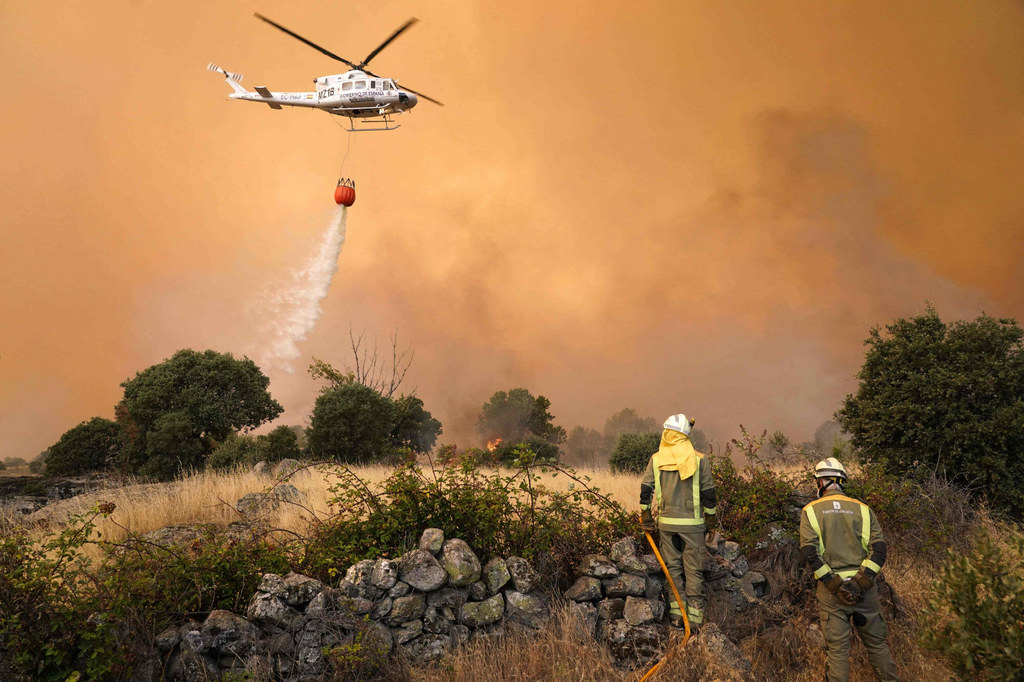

155,625,180,653
427,587,468,610
424,606,453,634
371,559,398,589
403,633,449,662
568,601,598,639
419,528,445,554
609,537,637,563
178,621,208,655
257,573,287,597
564,576,603,602
392,618,423,644
616,554,650,576
236,484,304,519
253,461,269,476
459,593,504,627
693,623,752,677
731,555,750,578
597,598,625,620
398,549,448,591
703,554,734,582
720,541,742,562
506,556,541,593
482,557,511,594
389,581,411,598
387,593,426,625
505,590,550,629
363,620,394,658
167,649,220,681
282,572,323,607
273,459,300,477
623,597,665,626
467,580,488,601
450,624,470,648
580,554,619,578
602,573,646,598
440,538,482,587
601,619,664,662
644,575,666,601
141,524,216,549
246,592,301,629
371,596,393,620
201,610,259,657
640,554,662,574
294,623,327,677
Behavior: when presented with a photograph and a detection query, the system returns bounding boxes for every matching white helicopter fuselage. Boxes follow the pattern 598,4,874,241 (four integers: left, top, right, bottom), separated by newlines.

212,66,418,124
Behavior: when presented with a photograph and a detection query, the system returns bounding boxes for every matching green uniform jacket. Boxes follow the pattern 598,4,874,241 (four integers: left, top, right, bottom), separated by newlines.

800,492,885,579
640,452,717,532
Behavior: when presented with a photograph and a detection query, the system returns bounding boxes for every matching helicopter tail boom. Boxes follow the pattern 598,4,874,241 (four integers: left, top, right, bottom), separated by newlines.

207,63,248,95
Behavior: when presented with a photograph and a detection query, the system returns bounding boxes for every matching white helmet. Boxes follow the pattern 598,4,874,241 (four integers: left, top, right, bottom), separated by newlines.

814,457,848,481
663,414,694,436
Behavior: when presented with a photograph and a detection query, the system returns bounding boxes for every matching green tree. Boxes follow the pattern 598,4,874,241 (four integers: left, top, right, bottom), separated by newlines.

563,426,605,467
837,306,1024,518
118,349,283,478
307,383,397,464
4,457,27,468
609,432,661,474
476,388,566,445
391,395,443,453
262,424,302,463
603,408,659,442
45,417,122,476
140,411,206,479
207,433,264,470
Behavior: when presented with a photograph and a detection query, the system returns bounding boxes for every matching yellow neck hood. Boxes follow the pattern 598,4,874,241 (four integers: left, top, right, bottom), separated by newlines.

654,429,698,479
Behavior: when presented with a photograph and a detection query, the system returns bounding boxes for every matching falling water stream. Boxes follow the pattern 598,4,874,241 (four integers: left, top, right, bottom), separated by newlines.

259,207,347,373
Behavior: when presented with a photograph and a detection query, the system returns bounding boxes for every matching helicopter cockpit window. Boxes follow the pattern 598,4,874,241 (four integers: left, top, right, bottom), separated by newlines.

355,81,367,90
385,81,394,90
341,82,353,91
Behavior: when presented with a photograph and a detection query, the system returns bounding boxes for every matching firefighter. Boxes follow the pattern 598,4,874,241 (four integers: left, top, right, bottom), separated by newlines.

640,413,717,628
800,457,898,682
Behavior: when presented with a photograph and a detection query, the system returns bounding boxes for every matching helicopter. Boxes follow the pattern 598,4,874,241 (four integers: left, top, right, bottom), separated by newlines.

208,13,442,131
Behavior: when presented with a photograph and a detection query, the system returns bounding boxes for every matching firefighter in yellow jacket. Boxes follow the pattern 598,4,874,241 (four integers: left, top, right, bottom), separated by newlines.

800,458,898,682
640,413,717,628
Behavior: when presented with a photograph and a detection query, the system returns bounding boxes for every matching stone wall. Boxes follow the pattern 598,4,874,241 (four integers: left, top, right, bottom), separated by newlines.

563,533,766,662
138,528,550,681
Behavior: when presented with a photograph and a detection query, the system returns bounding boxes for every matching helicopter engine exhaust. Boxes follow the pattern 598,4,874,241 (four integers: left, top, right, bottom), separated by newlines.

259,207,348,372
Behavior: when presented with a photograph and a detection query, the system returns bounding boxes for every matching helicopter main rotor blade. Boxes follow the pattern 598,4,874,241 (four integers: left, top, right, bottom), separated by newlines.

359,17,418,69
399,83,444,106
253,13,358,69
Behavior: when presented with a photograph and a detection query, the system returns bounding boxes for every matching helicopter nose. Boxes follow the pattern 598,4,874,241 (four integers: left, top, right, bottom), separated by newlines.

405,92,418,108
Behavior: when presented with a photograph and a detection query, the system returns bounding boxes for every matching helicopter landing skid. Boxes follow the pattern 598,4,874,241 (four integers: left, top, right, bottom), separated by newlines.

341,111,401,132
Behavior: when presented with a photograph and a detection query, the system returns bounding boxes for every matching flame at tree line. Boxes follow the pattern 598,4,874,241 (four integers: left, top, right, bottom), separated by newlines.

486,438,502,452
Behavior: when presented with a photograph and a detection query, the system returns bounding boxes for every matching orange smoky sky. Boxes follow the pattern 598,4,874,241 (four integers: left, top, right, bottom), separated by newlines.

2,1,1023,462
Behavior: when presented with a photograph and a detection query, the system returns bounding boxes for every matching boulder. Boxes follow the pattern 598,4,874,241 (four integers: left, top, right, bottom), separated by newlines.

155,625,180,653
568,601,598,639
392,618,423,644
506,556,542,593
419,528,445,554
246,592,301,630
720,541,742,562
579,554,619,579
167,649,220,681
731,555,750,578
564,576,603,602
609,537,638,563
273,459,301,477
389,581,411,598
423,606,454,634
201,610,259,657
644,574,666,601
482,557,511,594
692,623,752,677
387,594,426,625
439,538,482,586
427,587,468,610
616,554,650,576
141,524,215,549
601,619,663,662
640,554,662,574
467,580,488,601
371,596,393,620
371,559,398,589
597,598,625,620
253,461,269,476
403,633,449,662
504,590,550,629
602,574,646,598
703,554,734,582
281,572,323,607
449,624,470,648
398,549,448,592
623,597,664,626
459,593,504,627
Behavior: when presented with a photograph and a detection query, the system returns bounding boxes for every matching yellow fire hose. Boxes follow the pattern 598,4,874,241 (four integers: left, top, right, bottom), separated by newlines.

639,522,690,681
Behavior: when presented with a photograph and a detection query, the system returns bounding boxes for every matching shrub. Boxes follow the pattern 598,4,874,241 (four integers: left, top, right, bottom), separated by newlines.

609,432,659,474
45,417,121,476
922,527,1024,679
262,424,302,463
710,429,800,548
491,438,560,466
207,432,263,470
307,383,397,463
302,459,636,587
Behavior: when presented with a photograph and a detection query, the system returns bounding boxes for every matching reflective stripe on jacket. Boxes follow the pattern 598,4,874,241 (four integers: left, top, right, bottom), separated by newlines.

799,493,884,578
641,451,716,531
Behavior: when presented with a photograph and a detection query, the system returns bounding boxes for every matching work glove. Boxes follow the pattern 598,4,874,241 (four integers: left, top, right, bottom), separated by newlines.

822,573,844,597
837,579,864,606
641,509,657,534
851,567,874,592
